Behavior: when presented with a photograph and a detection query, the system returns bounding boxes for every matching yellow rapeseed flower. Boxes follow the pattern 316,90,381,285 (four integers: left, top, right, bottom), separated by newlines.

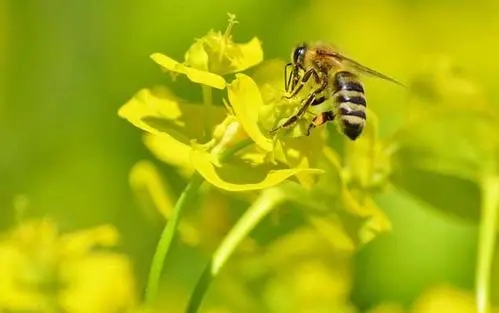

119,14,324,193
121,14,393,258
0,218,137,313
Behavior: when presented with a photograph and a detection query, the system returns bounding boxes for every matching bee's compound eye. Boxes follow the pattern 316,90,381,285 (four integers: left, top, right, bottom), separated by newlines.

292,44,306,65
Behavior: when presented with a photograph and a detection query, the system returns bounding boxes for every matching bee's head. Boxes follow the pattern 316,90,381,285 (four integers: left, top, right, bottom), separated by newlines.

291,43,307,66
285,43,307,92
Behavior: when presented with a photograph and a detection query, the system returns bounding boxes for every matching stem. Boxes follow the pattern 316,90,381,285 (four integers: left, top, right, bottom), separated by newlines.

143,139,255,306
218,139,254,163
202,85,213,140
144,172,204,305
185,189,285,313
212,189,284,274
476,175,499,313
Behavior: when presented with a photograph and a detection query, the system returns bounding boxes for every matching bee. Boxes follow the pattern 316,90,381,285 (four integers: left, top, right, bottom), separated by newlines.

270,42,404,140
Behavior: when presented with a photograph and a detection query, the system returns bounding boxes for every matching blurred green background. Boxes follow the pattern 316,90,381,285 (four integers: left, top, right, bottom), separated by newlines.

3,0,498,312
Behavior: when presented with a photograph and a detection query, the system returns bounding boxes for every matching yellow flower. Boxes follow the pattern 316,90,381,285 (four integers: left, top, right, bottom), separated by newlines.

120,15,393,256
368,285,489,313
0,218,137,313
150,13,263,90
411,285,476,313
183,13,263,75
119,14,323,193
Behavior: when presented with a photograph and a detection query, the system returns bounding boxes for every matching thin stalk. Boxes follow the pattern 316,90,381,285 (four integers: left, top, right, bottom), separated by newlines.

476,175,499,313
144,172,204,305
218,139,254,163
202,85,213,140
185,188,285,313
143,140,255,305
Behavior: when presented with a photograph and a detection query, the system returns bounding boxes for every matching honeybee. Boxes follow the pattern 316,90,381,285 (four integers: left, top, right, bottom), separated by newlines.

270,42,405,140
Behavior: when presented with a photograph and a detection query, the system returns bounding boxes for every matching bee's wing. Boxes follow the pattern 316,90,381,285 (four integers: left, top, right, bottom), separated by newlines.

324,51,406,87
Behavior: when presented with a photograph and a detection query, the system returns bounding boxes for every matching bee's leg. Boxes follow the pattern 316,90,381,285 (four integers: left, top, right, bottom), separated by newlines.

270,81,328,135
288,66,302,93
284,63,293,92
290,80,328,121
311,95,326,106
270,93,318,135
306,110,335,136
284,68,324,99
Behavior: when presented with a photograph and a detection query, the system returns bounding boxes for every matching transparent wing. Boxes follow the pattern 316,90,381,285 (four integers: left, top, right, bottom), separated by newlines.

323,51,406,87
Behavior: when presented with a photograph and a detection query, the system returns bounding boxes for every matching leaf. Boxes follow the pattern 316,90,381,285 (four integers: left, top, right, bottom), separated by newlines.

391,160,481,222
408,54,486,110
390,107,499,222
190,146,324,192
150,53,226,89
227,74,273,152
118,86,226,142
392,108,497,182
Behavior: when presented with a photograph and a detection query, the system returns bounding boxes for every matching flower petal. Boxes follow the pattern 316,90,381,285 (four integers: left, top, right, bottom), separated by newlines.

118,86,226,141
412,285,475,313
227,74,273,152
128,160,199,245
195,15,264,75
59,225,119,257
305,215,356,252
60,253,137,313
343,109,387,189
184,40,209,71
252,58,287,98
340,189,392,243
129,160,176,220
150,53,226,89
229,37,264,72
279,130,326,189
143,133,194,177
190,146,323,192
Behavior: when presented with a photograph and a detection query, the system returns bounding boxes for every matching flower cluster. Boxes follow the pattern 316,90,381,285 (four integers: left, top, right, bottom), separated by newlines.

0,218,137,313
118,13,327,193
119,14,395,312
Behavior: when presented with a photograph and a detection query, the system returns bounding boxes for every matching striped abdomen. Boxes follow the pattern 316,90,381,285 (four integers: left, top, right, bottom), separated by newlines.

333,71,366,140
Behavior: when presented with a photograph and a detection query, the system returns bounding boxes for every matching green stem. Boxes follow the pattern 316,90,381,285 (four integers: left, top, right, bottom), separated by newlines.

476,175,499,313
143,139,255,306
202,85,213,139
144,172,204,305
218,139,254,163
185,188,285,313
